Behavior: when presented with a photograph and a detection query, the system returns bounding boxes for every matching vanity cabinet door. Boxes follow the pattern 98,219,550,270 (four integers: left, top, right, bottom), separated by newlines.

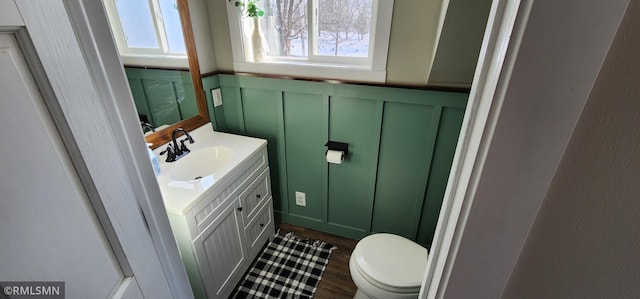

244,197,275,257
239,168,271,225
192,200,247,299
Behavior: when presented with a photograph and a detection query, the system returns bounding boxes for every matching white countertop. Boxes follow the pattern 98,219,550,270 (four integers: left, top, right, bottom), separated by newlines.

152,123,267,215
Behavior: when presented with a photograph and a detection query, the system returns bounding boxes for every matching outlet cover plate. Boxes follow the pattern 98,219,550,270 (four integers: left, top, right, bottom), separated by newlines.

295,191,306,206
212,88,222,107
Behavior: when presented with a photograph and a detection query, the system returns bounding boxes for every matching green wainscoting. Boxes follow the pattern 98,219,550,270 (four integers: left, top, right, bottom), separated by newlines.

202,75,221,131
282,92,329,223
242,88,286,212
328,97,381,235
372,102,436,238
417,107,465,245
202,74,467,247
125,67,198,128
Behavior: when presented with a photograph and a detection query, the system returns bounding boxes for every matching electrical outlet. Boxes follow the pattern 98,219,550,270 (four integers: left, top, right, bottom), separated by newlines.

295,191,306,206
212,88,222,107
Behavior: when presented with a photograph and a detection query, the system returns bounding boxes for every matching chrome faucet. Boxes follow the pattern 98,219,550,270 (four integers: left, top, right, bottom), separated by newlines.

159,128,195,162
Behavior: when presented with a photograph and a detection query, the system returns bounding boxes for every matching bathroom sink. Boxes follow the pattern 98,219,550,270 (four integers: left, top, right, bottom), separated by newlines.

169,146,234,181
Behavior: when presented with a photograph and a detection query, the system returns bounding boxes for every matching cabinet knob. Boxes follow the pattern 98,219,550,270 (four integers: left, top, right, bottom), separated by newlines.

256,194,261,199
237,207,243,212
260,223,264,228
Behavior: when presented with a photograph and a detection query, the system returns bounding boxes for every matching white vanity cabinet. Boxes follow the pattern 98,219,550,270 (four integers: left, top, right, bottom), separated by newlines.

166,145,275,299
192,199,247,298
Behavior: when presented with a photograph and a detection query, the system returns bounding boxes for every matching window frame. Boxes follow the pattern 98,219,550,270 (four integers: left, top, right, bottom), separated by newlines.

102,0,189,68
226,0,394,82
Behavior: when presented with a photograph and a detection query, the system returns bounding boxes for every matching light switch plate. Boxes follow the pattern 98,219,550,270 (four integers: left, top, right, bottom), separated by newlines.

212,88,222,107
295,191,306,206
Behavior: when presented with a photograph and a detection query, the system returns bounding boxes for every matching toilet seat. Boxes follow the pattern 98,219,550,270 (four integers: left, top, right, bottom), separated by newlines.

351,234,429,294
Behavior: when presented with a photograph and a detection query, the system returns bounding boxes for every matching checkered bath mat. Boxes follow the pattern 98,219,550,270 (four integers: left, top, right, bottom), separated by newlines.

231,231,337,298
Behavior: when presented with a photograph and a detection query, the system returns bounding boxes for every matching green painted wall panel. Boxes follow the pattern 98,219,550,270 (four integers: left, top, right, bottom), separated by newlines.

127,78,151,122
125,68,198,128
219,86,245,134
222,74,329,95
280,213,369,240
330,84,468,108
177,71,198,122
241,88,286,212
328,97,379,232
283,92,327,222
201,75,223,131
220,74,468,108
417,107,465,247
371,102,435,239
130,73,469,246
142,78,181,126
214,74,468,245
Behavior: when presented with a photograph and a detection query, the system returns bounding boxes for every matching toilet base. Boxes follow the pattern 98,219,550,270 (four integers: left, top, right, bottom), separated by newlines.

354,289,372,299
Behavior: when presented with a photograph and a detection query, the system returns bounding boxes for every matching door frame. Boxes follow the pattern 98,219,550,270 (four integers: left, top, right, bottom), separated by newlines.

3,0,193,297
420,0,631,298
419,0,529,296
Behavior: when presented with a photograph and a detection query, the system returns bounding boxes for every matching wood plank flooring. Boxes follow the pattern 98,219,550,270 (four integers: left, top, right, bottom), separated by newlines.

276,222,358,299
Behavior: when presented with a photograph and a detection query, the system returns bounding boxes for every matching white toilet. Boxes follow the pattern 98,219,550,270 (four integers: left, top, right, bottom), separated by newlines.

349,233,429,299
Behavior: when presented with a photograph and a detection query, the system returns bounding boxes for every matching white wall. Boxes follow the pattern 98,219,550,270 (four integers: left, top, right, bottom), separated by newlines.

436,0,631,297
188,0,217,73
502,1,640,297
427,0,492,87
203,0,489,86
385,0,445,85
207,0,446,85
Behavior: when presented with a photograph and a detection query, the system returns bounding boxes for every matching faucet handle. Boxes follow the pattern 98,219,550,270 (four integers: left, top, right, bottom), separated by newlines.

140,122,154,133
179,138,191,153
159,146,175,162
183,133,194,144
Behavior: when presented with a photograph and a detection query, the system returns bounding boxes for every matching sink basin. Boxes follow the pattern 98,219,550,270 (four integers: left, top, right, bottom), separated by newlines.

169,146,234,181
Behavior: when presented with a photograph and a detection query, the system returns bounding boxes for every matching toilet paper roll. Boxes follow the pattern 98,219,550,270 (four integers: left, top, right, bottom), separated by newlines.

326,150,344,164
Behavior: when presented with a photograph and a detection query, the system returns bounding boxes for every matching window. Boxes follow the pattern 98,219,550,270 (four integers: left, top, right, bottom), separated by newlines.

227,0,393,82
103,0,188,68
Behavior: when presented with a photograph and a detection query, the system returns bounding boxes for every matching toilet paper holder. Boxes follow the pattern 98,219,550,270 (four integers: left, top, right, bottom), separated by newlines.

325,141,349,157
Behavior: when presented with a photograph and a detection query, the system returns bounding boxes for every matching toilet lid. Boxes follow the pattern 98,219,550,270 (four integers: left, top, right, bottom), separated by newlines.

353,234,429,292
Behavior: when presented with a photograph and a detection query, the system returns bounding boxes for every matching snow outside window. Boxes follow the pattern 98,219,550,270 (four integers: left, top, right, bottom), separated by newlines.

227,0,393,82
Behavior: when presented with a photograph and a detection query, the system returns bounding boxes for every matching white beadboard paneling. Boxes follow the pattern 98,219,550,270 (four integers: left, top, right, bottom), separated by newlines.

245,198,275,256
193,201,247,298
168,146,273,299
239,169,271,225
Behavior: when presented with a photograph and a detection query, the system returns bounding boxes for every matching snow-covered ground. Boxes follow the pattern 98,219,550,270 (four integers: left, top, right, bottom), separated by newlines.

274,32,370,57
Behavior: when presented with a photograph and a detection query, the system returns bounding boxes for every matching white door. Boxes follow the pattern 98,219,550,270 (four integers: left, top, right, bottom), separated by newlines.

0,0,192,297
0,33,139,297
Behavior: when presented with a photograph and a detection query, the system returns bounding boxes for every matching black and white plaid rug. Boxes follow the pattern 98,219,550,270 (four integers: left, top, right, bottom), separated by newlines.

231,231,336,298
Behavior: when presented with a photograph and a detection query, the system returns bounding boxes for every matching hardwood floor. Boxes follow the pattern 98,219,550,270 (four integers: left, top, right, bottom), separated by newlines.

276,222,358,299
